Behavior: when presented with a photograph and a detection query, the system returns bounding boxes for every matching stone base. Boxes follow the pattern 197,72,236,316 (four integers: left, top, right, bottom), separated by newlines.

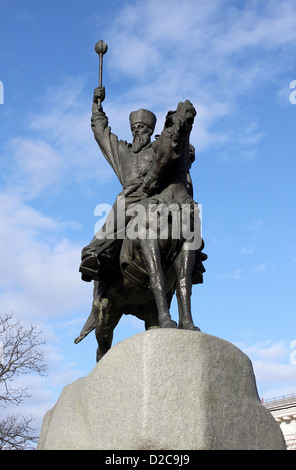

37,330,286,450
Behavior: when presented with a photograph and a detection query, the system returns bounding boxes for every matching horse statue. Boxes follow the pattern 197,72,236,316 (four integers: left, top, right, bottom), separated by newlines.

75,100,207,362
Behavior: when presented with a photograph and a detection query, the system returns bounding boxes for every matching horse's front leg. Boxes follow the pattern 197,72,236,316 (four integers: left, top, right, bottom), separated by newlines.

140,239,177,329
174,246,200,331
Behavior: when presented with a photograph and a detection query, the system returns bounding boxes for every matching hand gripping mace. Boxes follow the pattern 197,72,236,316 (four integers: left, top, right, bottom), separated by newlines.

94,40,108,108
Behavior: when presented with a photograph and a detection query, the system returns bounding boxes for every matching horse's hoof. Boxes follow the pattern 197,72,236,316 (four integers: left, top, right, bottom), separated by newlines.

96,351,105,363
180,323,201,332
160,319,178,329
191,326,201,332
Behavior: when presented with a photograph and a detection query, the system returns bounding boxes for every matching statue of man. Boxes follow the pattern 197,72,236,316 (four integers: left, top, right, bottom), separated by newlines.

79,86,158,282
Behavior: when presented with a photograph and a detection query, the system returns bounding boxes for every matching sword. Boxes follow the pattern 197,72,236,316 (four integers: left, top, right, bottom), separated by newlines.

94,40,108,108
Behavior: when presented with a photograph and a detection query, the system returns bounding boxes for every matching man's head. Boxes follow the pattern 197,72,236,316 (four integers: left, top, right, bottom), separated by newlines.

129,109,156,153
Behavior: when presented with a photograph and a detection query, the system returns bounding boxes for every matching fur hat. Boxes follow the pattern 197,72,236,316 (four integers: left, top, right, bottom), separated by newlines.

129,109,157,131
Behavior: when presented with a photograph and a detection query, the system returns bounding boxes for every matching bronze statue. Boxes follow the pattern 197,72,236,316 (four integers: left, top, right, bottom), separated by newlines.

75,42,207,362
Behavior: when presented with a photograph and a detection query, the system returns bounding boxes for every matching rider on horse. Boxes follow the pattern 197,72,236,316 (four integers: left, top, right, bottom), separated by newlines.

79,87,205,285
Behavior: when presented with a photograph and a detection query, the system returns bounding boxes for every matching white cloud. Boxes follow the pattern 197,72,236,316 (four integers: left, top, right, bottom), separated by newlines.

217,269,243,280
240,247,255,255
244,341,288,362
213,1,296,54
108,0,296,83
253,262,270,274
4,138,63,199
2,76,115,203
0,192,88,321
99,0,296,154
242,218,269,239
1,340,89,436
240,340,296,399
30,79,114,185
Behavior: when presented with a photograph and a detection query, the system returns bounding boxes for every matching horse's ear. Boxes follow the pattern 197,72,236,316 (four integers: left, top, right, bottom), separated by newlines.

164,110,175,127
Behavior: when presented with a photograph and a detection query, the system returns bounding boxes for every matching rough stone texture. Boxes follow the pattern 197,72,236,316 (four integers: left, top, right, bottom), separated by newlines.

37,330,286,450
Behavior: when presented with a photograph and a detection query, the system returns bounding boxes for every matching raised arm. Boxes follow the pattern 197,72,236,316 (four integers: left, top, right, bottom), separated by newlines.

91,87,123,184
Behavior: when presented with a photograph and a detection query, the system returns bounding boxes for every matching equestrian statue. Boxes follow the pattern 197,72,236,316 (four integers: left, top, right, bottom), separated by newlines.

75,41,207,362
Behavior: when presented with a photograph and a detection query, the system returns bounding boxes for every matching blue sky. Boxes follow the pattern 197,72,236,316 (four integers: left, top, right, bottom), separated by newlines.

1,0,296,434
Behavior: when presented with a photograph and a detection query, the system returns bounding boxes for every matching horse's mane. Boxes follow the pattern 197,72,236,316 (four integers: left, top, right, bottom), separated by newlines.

143,100,196,196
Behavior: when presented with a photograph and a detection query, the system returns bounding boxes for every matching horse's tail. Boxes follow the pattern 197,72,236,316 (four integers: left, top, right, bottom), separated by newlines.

74,310,96,344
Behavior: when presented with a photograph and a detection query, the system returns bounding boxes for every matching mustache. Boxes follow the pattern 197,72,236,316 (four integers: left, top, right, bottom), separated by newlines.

132,133,150,153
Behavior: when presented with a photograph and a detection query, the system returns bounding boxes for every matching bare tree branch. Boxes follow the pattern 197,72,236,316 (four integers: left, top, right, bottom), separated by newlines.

0,312,48,449
0,312,47,407
0,415,38,450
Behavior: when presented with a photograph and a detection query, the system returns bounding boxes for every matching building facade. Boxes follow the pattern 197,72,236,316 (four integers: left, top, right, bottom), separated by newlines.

264,393,296,450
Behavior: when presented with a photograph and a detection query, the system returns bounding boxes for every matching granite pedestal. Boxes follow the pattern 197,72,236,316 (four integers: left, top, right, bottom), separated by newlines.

37,330,286,450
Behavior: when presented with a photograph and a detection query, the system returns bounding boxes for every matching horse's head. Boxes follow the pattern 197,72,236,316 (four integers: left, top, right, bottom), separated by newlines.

162,101,196,151
164,100,196,136
144,100,196,196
